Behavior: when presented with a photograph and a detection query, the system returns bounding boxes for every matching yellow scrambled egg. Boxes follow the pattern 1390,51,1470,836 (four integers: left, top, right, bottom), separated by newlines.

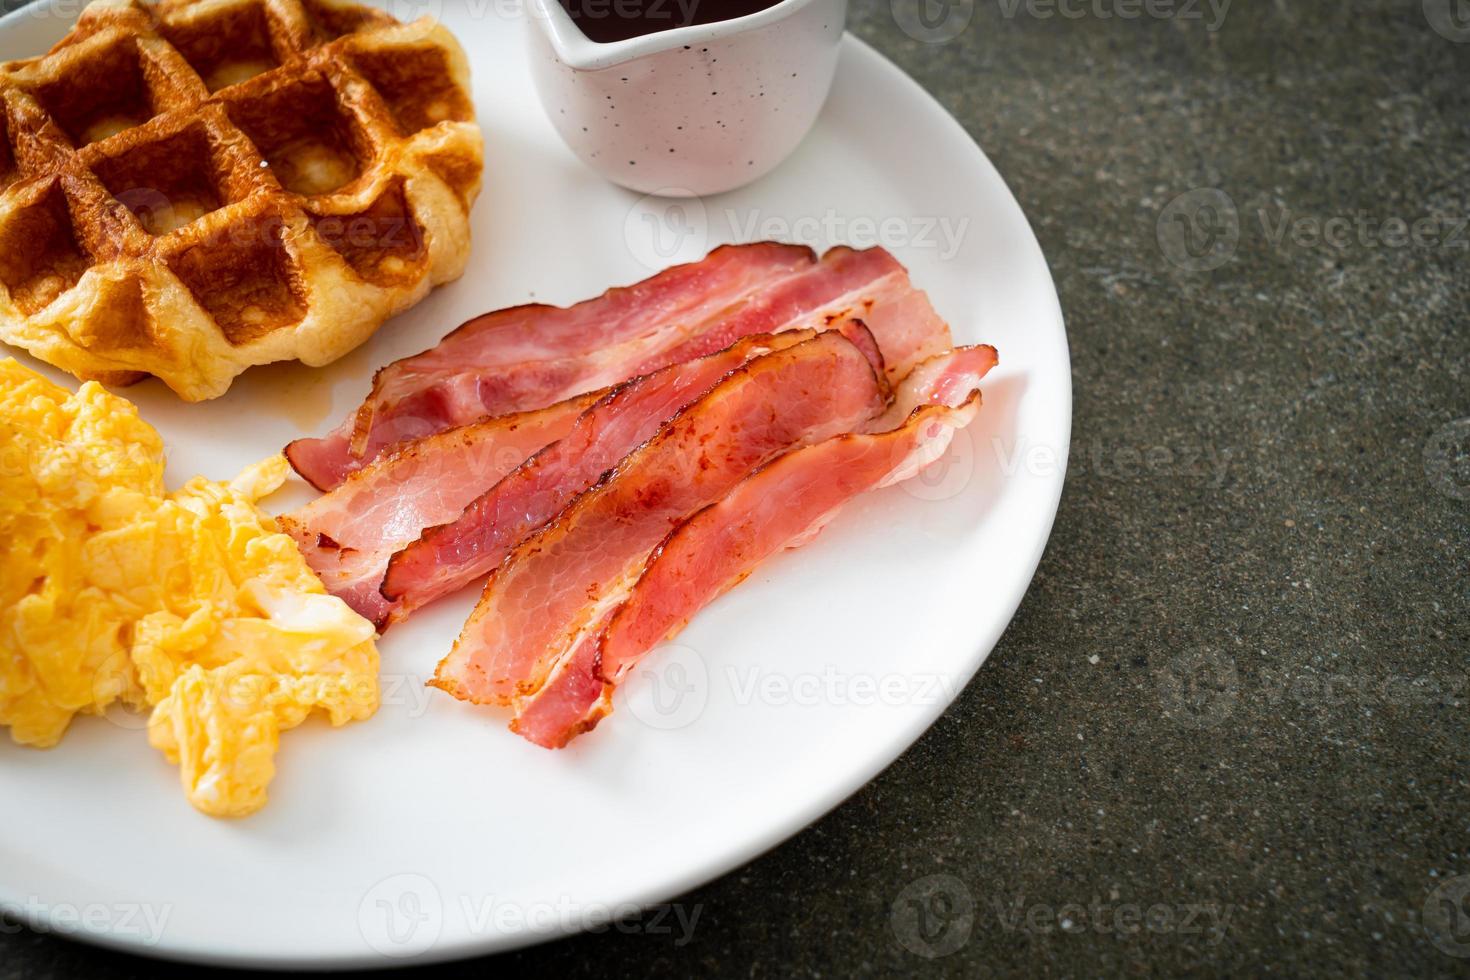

0,359,379,817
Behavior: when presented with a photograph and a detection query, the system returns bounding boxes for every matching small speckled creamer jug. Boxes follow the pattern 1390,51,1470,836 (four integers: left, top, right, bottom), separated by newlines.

524,0,847,197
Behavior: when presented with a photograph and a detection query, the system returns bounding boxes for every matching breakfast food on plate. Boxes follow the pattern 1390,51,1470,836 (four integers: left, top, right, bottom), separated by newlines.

514,345,999,748
375,329,827,622
380,321,890,620
277,241,993,748
282,329,815,627
276,390,606,627
0,0,482,400
283,242,811,488
433,328,890,706
0,359,379,816
284,243,949,489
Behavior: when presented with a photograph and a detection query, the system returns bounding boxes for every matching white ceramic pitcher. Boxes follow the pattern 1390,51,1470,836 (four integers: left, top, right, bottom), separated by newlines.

523,0,847,196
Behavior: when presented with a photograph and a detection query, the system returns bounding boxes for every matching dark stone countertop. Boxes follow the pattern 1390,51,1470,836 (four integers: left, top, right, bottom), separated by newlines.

2,0,1467,976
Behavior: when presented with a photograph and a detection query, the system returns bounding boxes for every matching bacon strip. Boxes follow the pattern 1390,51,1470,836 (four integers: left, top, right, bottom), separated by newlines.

284,243,949,490
509,612,615,749
431,329,889,707
638,246,948,384
285,243,811,489
513,344,999,748
277,393,598,627
379,330,816,621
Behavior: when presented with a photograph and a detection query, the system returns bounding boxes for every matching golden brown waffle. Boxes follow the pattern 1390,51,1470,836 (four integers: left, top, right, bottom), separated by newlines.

0,0,483,400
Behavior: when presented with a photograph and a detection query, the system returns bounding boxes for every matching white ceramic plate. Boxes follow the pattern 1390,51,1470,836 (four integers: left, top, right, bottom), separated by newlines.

0,0,1069,968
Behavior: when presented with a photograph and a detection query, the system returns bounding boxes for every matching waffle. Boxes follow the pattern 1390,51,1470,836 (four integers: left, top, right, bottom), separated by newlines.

0,0,483,400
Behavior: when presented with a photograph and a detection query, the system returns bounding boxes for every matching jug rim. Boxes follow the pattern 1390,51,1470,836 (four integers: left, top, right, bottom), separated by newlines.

523,0,828,71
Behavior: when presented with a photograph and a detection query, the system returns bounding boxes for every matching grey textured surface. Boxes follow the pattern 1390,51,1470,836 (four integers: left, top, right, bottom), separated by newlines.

3,0,1468,977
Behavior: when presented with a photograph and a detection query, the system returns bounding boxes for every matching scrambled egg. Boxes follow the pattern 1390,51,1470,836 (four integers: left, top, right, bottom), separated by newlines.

0,359,379,817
